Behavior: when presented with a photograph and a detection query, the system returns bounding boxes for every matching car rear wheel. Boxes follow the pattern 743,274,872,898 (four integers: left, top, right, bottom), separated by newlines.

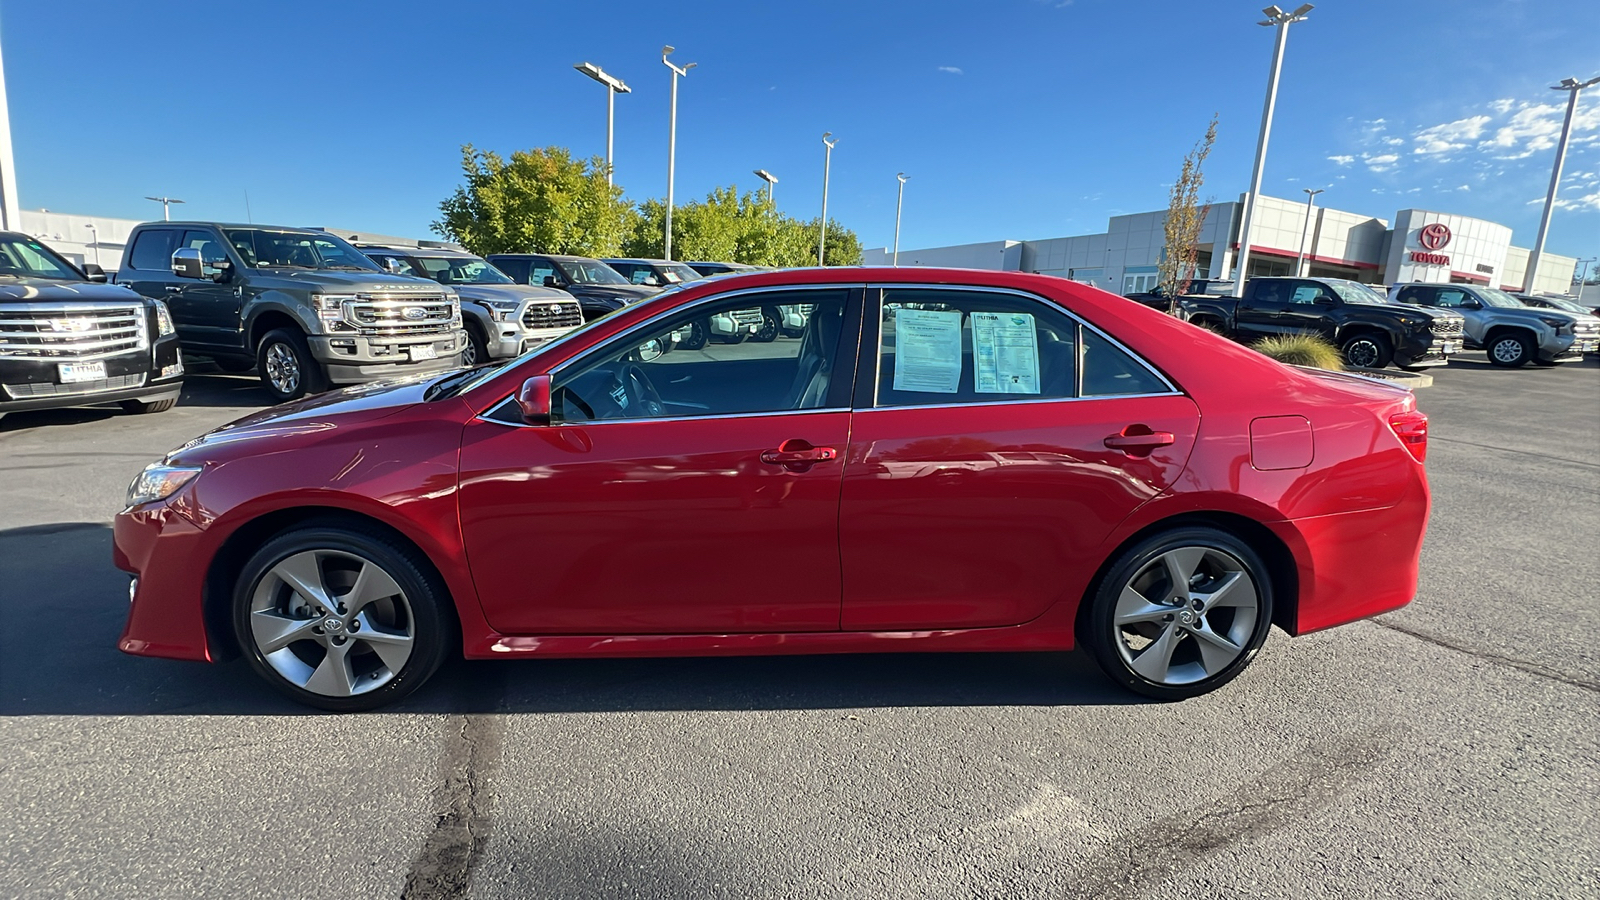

1080,527,1273,701
1340,333,1392,369
257,328,327,402
233,525,453,711
1487,332,1534,368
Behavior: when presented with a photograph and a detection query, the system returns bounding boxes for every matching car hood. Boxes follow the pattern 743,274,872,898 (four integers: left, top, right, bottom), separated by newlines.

0,279,145,303
1478,305,1580,324
1383,304,1464,323
566,283,656,301
455,283,572,305
246,270,447,293
166,371,451,465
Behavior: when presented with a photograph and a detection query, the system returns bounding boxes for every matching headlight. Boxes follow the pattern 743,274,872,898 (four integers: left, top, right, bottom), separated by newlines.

309,294,355,331
1536,315,1571,332
482,300,519,322
153,301,176,336
125,462,203,509
448,293,462,326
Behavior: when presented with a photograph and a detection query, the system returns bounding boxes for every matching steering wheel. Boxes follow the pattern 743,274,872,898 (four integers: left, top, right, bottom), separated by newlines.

619,363,666,417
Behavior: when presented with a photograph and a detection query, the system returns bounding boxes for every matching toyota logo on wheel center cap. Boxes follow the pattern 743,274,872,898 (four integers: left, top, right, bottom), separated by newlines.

323,617,344,632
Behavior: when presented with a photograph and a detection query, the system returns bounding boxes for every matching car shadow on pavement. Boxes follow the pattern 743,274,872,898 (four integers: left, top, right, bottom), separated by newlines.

171,371,279,408
0,523,1135,717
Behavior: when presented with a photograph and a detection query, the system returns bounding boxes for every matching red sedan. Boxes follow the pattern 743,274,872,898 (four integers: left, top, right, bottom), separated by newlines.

114,268,1431,710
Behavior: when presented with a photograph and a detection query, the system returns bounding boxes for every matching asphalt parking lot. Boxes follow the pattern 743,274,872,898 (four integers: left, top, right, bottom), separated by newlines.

1,354,1596,900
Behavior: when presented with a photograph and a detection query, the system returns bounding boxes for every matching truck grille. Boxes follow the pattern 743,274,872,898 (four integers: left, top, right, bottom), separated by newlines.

730,308,763,327
1429,318,1464,336
522,301,583,330
0,304,148,361
350,294,455,336
3,373,147,399
1573,321,1599,337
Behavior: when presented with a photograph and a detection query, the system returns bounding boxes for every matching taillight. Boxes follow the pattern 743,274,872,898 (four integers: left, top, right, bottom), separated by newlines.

1388,410,1429,462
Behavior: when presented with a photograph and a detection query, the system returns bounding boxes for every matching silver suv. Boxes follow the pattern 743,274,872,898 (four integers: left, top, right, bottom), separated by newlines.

360,246,583,366
1387,283,1600,367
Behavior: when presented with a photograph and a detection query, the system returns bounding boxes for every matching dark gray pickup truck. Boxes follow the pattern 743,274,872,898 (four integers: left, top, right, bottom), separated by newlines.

116,223,467,401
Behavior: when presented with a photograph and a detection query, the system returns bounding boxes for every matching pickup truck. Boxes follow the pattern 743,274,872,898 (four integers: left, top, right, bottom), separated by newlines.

0,230,183,424
1122,278,1235,311
1389,283,1600,367
116,223,467,401
485,254,654,322
1178,276,1464,369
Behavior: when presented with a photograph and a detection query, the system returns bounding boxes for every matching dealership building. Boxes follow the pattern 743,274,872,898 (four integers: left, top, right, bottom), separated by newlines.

864,193,1582,297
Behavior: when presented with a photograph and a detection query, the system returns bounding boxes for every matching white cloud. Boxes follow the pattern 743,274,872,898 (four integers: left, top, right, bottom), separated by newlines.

1413,115,1492,155
1385,137,1405,146
936,66,963,75
1365,153,1400,173
1328,154,1355,166
1454,184,1471,192
1555,190,1600,212
1489,98,1515,114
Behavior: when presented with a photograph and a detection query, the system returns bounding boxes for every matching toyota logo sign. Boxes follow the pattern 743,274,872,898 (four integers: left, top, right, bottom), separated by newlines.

1419,223,1451,251
402,307,427,320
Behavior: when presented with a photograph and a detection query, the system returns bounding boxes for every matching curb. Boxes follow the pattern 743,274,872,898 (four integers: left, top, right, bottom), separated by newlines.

1348,367,1434,390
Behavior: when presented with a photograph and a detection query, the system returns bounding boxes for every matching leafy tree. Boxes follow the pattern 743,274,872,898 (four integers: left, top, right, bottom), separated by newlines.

624,186,862,267
1157,114,1218,311
433,145,634,257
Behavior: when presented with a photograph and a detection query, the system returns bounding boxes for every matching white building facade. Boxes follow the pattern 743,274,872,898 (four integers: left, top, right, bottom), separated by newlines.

865,193,1579,297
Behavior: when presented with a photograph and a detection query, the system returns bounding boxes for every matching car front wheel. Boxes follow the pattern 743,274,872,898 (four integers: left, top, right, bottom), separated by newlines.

257,328,327,402
1079,527,1274,700
1488,332,1534,368
1340,333,1393,369
232,525,453,711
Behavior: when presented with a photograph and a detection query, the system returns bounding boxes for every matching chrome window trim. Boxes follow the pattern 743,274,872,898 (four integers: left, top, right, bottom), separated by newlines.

866,283,1182,407
864,392,1182,414
477,403,850,429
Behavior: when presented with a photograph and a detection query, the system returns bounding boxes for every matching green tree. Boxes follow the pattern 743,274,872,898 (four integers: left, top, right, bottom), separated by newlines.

1157,114,1218,311
433,145,634,257
624,186,861,267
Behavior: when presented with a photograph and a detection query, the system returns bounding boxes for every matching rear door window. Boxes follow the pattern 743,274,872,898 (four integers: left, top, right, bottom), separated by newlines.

126,229,178,271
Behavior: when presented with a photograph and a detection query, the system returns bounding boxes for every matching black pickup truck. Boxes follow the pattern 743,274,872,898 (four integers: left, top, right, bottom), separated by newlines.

1177,276,1465,369
1123,278,1234,311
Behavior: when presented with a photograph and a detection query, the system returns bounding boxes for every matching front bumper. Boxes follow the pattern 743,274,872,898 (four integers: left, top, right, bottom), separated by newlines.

114,500,215,661
493,326,573,359
310,329,468,384
0,338,184,413
1394,335,1462,368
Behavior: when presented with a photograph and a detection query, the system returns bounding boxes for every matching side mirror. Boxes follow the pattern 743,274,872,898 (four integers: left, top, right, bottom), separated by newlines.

210,259,233,283
1313,295,1336,306
381,258,408,275
637,339,664,362
643,275,661,287
515,375,552,425
171,247,205,280
1460,298,1482,310
82,263,108,284
543,275,564,289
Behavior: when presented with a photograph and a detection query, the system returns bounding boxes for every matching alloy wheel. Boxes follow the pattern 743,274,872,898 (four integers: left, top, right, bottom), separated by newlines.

1491,338,1524,364
1111,546,1260,686
264,343,301,395
247,549,416,697
1344,339,1380,368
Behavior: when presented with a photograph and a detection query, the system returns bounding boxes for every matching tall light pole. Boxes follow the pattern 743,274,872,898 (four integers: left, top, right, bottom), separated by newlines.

753,169,777,204
893,173,910,267
145,196,185,221
1295,187,1323,276
1232,4,1313,297
84,222,101,268
817,132,837,266
1522,75,1600,293
574,62,631,186
0,30,21,231
662,46,696,261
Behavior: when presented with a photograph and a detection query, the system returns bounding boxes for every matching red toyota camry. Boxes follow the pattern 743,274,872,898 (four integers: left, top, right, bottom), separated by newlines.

114,268,1431,710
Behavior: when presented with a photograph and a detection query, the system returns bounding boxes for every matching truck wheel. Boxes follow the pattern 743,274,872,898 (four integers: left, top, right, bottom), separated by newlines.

679,320,709,351
751,308,780,343
461,326,489,367
1487,332,1534,368
1340,333,1392,369
119,398,176,414
257,328,327,402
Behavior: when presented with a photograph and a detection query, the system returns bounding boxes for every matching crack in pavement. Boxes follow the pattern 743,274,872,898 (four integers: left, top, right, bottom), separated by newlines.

400,714,502,900
1370,617,1600,694
1068,727,1398,899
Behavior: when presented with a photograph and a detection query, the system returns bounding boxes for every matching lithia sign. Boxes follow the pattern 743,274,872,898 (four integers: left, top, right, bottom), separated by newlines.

1410,223,1451,266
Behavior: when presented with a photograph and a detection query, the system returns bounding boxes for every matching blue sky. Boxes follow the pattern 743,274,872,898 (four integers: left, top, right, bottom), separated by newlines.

4,0,1598,260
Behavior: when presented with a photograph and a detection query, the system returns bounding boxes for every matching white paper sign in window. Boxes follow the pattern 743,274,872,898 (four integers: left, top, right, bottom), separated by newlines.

971,311,1040,394
891,308,963,394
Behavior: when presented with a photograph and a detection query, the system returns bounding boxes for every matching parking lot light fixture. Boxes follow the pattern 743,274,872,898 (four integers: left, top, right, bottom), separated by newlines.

1523,75,1600,293
1296,188,1323,276
753,169,777,204
662,46,696,261
144,196,184,222
574,62,631,186
1232,3,1312,297
818,132,838,266
893,173,909,267
84,222,100,268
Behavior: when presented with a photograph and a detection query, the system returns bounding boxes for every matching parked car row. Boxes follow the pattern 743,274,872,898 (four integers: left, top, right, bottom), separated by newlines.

1149,275,1599,370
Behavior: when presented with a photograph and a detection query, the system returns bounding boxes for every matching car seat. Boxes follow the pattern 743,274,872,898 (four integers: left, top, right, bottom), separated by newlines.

783,303,844,409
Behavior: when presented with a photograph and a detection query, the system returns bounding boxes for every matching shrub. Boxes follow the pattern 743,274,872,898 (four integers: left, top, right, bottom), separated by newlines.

1251,334,1343,371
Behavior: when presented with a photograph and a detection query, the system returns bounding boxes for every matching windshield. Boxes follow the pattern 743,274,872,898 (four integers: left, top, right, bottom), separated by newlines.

0,235,84,281
1327,280,1387,305
658,264,702,284
413,256,513,285
226,229,380,272
556,259,630,285
1476,288,1530,309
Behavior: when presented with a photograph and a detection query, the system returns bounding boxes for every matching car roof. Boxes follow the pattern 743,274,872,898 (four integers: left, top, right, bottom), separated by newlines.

358,245,478,258
602,258,683,265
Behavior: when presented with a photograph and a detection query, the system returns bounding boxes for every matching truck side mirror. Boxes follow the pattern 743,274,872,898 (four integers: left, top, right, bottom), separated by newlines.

516,375,552,425
543,275,564,289
1460,297,1482,309
82,263,108,284
381,258,408,275
171,247,205,280
1313,295,1336,306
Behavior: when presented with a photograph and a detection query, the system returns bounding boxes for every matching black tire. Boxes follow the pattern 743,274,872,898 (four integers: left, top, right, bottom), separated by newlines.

232,524,454,712
1078,526,1274,701
256,328,327,402
211,357,256,374
462,325,490,367
679,320,709,351
1486,331,1534,368
750,307,780,343
1340,332,1393,369
119,398,176,414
